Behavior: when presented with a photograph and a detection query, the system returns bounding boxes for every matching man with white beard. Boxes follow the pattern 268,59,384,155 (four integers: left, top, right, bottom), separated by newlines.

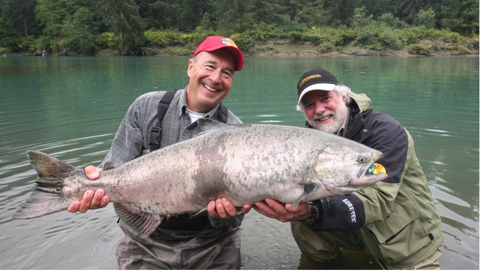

254,67,444,269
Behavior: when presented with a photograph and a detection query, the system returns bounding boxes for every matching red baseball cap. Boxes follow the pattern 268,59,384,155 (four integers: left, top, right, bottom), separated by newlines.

193,36,244,71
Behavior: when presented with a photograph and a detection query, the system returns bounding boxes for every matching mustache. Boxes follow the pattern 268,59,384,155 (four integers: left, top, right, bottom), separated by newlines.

312,111,335,121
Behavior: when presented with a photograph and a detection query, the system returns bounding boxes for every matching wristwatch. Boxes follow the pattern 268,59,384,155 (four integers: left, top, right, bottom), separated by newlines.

301,202,318,226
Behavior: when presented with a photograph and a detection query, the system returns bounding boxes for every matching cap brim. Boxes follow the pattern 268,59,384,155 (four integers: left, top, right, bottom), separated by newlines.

224,47,244,71
297,83,336,105
195,45,244,71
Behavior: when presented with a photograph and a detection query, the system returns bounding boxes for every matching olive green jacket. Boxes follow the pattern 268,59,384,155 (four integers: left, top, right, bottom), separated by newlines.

308,92,444,267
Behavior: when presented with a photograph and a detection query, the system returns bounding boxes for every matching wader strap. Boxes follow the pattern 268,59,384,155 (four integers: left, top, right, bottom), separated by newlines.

218,103,228,123
149,89,179,151
149,89,229,152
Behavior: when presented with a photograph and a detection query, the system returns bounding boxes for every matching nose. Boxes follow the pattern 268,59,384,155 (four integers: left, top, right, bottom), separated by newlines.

209,69,222,84
314,101,326,114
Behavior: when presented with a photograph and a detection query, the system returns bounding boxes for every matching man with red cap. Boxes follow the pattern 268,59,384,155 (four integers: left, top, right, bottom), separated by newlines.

67,36,250,269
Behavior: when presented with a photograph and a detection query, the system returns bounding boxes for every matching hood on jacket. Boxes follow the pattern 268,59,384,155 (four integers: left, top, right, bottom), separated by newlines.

348,92,372,113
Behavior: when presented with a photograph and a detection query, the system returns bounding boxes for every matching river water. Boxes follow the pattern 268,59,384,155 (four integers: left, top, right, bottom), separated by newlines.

0,56,478,269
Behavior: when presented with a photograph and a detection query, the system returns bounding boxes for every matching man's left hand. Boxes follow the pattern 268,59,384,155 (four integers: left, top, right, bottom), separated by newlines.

207,198,252,218
253,198,310,222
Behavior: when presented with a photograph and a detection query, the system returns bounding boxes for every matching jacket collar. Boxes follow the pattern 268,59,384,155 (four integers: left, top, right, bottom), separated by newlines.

178,87,221,119
345,92,372,140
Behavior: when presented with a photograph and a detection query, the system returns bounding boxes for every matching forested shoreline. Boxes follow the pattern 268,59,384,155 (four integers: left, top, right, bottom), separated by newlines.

0,0,478,57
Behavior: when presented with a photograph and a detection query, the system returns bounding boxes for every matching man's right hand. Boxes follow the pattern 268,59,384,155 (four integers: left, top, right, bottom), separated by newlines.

67,166,110,213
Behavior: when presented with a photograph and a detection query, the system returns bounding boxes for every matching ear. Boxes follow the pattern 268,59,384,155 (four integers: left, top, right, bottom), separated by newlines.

187,58,194,78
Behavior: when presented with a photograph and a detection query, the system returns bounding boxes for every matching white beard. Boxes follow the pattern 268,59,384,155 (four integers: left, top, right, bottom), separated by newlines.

307,101,348,134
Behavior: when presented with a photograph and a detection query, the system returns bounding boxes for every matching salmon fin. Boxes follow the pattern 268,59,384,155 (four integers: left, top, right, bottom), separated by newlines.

196,118,226,134
114,203,162,237
13,182,70,219
103,162,120,171
190,207,208,218
12,151,75,219
26,150,77,178
180,119,227,141
291,146,328,207
291,183,319,207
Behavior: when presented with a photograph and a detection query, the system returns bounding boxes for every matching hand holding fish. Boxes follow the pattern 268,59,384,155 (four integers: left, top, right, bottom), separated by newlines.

207,198,252,218
67,166,109,213
253,198,310,222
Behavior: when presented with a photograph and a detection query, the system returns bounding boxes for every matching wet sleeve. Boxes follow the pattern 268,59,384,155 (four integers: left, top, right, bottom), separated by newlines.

309,194,365,231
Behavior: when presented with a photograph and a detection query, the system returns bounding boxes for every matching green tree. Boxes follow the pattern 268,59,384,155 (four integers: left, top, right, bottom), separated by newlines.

251,0,328,30
0,0,36,38
285,0,329,27
396,0,439,26
181,0,213,32
362,0,397,19
323,0,360,26
61,6,102,53
0,0,477,54
35,0,75,38
252,0,293,27
353,6,373,28
137,0,212,32
417,8,436,28
0,17,22,51
377,12,407,29
440,0,479,35
97,0,147,54
207,0,255,32
138,0,180,30
35,0,102,53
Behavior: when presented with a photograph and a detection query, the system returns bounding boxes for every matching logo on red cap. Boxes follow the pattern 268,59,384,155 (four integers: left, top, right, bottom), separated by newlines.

220,38,238,48
193,36,244,71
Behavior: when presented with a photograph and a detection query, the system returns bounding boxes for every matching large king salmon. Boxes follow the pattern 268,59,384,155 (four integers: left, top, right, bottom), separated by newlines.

13,119,387,236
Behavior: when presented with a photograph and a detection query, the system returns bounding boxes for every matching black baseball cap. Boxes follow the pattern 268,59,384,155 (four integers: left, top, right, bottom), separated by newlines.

297,68,339,105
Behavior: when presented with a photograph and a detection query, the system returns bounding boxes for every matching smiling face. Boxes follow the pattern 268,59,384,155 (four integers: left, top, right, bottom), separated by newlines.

300,90,348,134
186,49,236,113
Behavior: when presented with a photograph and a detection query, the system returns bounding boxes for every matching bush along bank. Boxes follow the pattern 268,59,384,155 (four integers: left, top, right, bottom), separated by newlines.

2,26,478,57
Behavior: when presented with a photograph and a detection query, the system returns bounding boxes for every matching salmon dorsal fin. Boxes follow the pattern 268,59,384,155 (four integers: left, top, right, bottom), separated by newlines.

114,203,162,237
196,118,226,134
179,118,228,142
26,150,76,178
103,161,121,171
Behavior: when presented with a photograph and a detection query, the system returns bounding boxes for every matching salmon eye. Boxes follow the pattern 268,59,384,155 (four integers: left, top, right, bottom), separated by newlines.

357,155,370,164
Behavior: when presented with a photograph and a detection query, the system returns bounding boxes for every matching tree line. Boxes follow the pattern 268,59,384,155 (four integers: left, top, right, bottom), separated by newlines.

0,0,478,55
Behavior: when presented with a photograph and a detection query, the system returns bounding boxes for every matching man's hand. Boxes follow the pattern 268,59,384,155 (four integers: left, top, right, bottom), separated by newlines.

67,166,110,213
207,198,252,218
253,198,310,222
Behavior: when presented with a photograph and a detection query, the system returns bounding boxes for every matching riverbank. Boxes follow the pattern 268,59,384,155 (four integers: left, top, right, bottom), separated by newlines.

252,40,478,57
247,41,478,57
4,39,478,58
101,39,479,58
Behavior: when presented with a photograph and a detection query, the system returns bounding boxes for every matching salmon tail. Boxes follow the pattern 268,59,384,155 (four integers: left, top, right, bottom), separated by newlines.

114,203,163,237
12,151,75,219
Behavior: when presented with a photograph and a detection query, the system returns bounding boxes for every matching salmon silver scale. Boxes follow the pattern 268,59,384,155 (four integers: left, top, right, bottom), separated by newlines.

13,119,387,236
